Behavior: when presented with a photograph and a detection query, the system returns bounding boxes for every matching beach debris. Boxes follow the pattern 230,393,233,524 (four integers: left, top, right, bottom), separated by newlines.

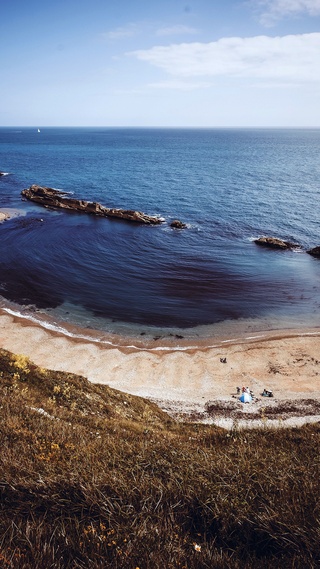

220,357,227,363
307,246,320,258
168,333,184,339
254,236,300,250
21,185,164,225
29,407,58,420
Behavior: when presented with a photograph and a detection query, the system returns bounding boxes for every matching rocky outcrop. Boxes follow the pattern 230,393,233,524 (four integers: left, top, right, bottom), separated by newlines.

21,185,163,225
307,246,320,257
170,219,187,229
254,236,300,250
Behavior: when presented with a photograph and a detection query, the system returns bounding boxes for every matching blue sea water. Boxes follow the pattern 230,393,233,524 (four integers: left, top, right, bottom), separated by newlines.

0,127,320,340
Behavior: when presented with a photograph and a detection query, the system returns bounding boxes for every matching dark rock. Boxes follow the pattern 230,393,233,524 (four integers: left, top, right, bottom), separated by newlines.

170,219,187,229
254,236,299,250
21,185,164,225
307,246,320,257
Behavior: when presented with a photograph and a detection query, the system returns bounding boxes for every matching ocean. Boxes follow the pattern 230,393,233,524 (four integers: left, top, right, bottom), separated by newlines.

0,127,320,341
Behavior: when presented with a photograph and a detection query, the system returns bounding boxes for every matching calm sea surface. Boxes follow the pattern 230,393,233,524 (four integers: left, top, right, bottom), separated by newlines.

0,127,320,340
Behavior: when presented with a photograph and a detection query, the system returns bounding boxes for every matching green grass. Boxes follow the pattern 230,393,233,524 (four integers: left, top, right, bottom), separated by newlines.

0,348,319,568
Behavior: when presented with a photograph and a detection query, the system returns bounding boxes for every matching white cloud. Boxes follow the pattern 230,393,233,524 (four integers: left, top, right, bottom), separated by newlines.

130,33,320,84
254,0,320,25
103,23,138,40
156,24,198,37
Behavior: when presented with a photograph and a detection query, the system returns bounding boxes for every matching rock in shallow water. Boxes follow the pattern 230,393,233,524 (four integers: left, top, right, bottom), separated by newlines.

21,185,164,225
254,236,300,250
170,219,187,229
307,246,320,257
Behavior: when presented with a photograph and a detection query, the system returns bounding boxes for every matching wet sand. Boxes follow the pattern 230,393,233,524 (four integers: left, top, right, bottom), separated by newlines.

1,310,320,427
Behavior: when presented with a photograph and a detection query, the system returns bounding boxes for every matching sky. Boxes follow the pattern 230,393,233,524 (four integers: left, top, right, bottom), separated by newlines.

1,0,320,127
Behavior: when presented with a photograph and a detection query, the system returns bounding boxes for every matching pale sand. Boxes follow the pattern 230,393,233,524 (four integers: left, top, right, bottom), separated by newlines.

0,208,26,222
1,310,320,428
0,212,9,222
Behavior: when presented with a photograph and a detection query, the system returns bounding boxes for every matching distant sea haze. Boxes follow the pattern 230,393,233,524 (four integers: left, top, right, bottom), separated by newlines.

0,127,320,339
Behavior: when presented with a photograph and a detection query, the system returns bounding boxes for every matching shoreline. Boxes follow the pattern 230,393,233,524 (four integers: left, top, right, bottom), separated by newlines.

1,308,320,428
0,207,26,223
2,303,320,352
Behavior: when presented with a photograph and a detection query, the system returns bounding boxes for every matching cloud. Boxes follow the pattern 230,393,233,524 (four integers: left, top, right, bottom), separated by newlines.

103,23,138,40
156,24,198,37
130,33,320,84
254,0,320,25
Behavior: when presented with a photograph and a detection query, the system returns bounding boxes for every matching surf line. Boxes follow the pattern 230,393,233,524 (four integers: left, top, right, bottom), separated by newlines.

1,308,202,352
3,307,319,354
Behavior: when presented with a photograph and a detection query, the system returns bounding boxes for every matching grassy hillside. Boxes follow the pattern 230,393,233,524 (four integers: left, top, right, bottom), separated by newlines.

0,348,319,568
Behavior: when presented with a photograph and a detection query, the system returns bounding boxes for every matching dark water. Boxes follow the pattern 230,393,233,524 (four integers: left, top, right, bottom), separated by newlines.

0,127,320,339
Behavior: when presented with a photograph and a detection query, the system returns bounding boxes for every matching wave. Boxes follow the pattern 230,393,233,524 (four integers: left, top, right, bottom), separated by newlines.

53,188,74,195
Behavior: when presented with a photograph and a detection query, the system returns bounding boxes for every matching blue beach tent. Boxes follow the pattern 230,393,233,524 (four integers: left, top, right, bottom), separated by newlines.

239,392,252,403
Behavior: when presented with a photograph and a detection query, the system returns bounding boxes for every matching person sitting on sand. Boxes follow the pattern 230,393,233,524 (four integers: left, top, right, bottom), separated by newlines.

262,389,273,397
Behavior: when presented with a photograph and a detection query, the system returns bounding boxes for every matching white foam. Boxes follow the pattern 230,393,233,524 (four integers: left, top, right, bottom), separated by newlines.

244,335,265,340
1,307,200,352
53,188,74,194
300,331,320,336
3,307,113,345
4,306,317,354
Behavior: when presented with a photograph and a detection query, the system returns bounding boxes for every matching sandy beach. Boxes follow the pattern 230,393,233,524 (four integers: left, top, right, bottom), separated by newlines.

0,212,9,223
1,308,320,428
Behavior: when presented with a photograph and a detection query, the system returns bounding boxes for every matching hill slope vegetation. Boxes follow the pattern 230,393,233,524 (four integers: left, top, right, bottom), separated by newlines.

0,348,319,568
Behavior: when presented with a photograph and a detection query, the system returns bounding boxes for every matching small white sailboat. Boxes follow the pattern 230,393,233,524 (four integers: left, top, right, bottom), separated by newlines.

37,128,40,133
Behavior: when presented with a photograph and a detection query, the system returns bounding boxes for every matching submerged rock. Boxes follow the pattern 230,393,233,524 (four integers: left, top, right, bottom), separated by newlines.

307,246,320,257
170,219,187,229
254,236,299,250
21,185,164,225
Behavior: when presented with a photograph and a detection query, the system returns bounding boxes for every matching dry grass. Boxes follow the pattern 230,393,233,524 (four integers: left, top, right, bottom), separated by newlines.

0,348,319,568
